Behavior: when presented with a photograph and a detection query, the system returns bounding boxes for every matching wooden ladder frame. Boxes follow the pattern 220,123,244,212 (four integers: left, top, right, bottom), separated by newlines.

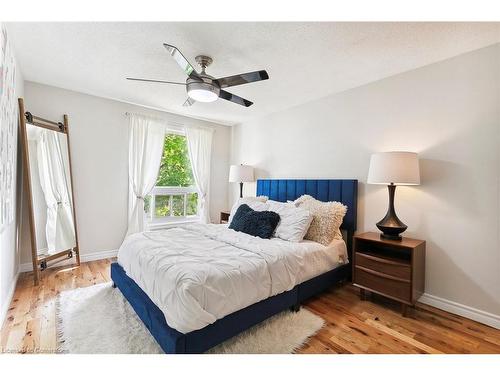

18,98,81,285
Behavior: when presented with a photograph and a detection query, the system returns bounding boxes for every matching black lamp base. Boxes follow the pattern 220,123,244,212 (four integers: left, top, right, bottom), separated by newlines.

379,232,404,241
376,184,407,241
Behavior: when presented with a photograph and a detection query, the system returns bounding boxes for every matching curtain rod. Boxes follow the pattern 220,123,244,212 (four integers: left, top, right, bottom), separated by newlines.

125,112,182,127
125,112,216,133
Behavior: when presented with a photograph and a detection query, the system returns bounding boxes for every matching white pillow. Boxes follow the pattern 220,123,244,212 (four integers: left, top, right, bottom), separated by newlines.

267,200,313,242
228,196,269,224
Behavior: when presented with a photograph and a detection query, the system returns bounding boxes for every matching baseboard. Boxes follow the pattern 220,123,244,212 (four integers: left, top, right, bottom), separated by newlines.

419,293,500,329
0,272,20,328
79,249,118,263
19,249,118,273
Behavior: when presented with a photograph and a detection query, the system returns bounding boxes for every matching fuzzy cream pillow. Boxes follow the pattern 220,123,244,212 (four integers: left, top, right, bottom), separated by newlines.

294,195,347,245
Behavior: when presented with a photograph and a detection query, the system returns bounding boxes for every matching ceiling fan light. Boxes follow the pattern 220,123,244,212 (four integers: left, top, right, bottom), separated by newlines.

186,81,220,103
188,89,218,103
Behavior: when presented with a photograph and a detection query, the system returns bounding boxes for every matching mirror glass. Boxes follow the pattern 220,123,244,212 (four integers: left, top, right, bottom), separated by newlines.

26,124,76,256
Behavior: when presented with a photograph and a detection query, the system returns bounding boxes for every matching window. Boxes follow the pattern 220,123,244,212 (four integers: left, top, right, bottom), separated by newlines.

145,133,198,226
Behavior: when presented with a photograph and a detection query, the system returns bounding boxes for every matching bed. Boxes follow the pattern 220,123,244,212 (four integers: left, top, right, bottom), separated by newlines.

111,179,358,353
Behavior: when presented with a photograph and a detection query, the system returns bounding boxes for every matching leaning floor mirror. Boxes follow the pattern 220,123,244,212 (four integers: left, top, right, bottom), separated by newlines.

18,98,80,285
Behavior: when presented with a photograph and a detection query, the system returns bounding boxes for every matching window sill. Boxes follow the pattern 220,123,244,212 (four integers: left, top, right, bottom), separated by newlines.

146,217,201,231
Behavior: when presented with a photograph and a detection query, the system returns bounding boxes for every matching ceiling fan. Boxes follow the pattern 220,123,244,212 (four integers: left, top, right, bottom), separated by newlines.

126,44,269,107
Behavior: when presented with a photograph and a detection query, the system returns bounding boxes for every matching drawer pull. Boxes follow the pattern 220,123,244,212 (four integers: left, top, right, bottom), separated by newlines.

357,252,409,267
355,265,411,283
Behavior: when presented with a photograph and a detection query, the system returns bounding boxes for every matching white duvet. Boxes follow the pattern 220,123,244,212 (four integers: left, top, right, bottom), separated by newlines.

117,223,346,334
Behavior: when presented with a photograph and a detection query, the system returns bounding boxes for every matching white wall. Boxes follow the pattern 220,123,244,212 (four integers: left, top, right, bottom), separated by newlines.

21,82,231,264
231,44,500,323
0,25,24,326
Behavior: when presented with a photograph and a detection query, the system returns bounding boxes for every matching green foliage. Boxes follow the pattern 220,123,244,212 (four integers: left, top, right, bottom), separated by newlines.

152,193,198,217
156,134,194,187
186,193,198,215
146,134,198,218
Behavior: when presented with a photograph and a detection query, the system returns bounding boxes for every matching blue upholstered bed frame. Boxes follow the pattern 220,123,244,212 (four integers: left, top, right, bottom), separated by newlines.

111,179,358,353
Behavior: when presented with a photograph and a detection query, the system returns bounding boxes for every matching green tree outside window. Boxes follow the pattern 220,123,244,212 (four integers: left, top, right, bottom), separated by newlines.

157,134,194,187
145,134,198,218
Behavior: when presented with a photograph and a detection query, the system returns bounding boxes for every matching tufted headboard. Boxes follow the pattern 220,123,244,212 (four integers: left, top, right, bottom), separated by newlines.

256,179,358,259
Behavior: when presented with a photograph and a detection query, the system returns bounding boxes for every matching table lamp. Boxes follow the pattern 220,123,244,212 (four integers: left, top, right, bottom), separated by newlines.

367,152,420,240
229,164,254,198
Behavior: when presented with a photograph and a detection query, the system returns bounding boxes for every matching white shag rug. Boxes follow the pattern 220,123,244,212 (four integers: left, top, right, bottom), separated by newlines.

56,282,324,354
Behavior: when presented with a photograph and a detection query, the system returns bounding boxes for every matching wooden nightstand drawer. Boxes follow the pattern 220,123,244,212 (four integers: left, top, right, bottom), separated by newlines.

355,252,411,281
354,266,412,303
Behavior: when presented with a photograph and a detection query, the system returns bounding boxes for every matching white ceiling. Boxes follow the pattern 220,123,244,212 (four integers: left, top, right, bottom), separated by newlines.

6,22,500,125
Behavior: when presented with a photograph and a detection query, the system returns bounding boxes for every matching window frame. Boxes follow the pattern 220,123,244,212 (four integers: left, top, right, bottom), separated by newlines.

145,131,200,230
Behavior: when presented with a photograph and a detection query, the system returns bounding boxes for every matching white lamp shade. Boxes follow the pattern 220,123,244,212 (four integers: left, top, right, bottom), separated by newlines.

229,165,254,182
367,152,420,185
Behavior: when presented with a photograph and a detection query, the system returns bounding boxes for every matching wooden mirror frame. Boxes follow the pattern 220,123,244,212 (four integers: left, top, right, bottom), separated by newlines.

18,98,80,285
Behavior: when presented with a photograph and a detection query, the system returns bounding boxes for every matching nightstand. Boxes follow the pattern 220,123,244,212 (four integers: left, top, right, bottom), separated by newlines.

353,232,425,316
220,211,230,224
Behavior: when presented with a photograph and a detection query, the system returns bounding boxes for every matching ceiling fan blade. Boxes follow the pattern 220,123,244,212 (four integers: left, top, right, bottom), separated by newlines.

183,97,196,107
219,90,253,107
126,77,186,85
163,44,200,78
215,70,269,88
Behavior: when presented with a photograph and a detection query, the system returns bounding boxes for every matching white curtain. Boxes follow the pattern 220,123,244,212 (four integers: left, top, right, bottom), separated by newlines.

185,127,213,223
126,114,167,236
37,131,75,254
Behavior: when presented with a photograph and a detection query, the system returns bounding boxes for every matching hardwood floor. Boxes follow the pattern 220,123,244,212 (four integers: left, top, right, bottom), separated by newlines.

1,258,499,354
